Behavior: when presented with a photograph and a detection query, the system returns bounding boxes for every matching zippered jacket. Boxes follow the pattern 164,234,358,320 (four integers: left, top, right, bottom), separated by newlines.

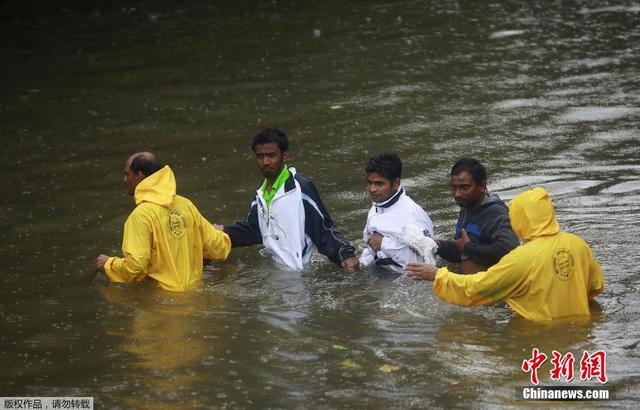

438,192,519,268
359,188,435,273
105,166,231,291
432,187,605,321
224,167,356,271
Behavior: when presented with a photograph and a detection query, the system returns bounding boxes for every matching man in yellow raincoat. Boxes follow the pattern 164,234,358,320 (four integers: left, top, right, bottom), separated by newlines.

95,152,231,292
405,187,604,321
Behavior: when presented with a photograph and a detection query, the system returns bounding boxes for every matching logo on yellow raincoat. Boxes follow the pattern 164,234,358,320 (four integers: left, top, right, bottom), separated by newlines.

553,249,574,281
168,210,187,239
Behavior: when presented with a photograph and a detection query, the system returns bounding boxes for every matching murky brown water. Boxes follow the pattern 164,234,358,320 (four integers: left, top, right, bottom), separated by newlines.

1,0,639,408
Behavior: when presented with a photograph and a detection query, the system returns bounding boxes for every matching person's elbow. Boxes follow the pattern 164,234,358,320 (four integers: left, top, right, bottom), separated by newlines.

205,232,232,261
108,257,148,283
221,233,232,260
588,286,604,300
220,238,232,261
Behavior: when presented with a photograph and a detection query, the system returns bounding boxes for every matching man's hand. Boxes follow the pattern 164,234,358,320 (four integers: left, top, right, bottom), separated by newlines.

95,254,110,272
341,256,360,272
453,228,470,254
367,232,384,253
214,224,224,231
405,262,438,281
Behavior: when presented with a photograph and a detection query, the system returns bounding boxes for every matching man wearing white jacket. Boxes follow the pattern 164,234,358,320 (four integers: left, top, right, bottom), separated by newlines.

359,153,435,273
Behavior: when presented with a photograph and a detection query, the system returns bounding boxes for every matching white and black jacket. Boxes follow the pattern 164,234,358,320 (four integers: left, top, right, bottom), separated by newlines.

223,167,356,271
359,187,435,273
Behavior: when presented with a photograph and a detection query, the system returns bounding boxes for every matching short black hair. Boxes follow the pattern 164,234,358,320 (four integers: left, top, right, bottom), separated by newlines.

251,128,289,153
130,152,162,177
451,157,486,183
365,152,402,181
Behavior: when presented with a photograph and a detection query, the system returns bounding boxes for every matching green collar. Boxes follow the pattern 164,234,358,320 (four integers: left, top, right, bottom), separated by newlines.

261,165,290,208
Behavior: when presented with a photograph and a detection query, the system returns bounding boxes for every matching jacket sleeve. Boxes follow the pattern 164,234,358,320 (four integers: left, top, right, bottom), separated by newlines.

223,199,263,247
299,177,356,266
437,240,462,262
462,212,520,267
436,209,462,262
432,250,529,306
414,206,435,238
587,247,605,299
198,212,232,261
104,210,151,283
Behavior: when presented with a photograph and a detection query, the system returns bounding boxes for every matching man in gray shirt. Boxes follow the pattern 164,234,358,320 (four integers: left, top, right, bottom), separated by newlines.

437,158,519,274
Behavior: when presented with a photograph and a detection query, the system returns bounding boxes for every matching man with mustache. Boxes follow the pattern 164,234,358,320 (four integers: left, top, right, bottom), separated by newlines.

437,158,519,273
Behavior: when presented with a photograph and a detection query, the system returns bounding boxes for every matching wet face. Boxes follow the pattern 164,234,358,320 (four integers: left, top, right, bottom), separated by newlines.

367,172,400,203
254,142,288,180
123,156,144,196
450,171,486,208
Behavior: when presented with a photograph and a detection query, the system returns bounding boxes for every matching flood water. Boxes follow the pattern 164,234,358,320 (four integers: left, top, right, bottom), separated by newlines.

1,0,639,408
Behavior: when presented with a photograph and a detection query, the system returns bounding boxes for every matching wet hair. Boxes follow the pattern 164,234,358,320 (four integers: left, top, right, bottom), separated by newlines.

365,152,402,181
451,157,487,183
251,128,289,153
130,152,162,177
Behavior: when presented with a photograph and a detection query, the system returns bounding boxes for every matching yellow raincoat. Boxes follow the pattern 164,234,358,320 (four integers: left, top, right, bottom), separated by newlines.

105,166,231,292
432,187,604,321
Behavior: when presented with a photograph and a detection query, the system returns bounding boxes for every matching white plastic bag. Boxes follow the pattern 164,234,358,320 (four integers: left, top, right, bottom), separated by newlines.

399,224,437,265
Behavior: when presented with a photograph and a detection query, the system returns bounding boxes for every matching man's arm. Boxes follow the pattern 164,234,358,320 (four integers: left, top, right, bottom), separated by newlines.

407,249,528,307
222,200,263,247
446,229,485,273
197,210,232,261
298,176,357,268
587,245,605,299
413,206,435,238
462,213,520,267
437,240,462,262
436,209,462,262
98,210,151,283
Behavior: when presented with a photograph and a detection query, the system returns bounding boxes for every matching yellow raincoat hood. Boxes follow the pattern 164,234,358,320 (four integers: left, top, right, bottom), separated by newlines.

134,165,176,208
508,187,560,243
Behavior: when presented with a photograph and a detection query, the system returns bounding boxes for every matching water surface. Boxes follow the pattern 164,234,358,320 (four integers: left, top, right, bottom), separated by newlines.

1,0,639,408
